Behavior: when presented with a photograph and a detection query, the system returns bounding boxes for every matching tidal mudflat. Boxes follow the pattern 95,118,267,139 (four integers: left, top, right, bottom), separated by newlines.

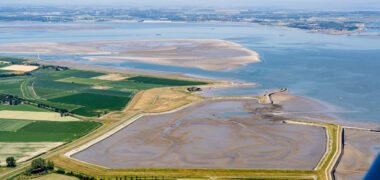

0,39,259,71
73,99,326,169
335,129,380,180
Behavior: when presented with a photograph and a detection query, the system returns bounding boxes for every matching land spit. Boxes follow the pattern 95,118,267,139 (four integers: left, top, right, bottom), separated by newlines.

72,98,326,169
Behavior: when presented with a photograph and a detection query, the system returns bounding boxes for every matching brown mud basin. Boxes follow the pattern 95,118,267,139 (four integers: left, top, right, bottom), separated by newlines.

72,99,326,169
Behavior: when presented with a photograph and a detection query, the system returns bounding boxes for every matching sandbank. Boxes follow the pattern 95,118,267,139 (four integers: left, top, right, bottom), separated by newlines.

0,39,260,71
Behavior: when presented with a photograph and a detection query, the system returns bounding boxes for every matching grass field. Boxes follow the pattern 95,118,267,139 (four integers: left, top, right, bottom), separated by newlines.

0,142,64,165
0,121,99,142
0,110,79,121
32,99,82,112
0,76,25,97
0,56,28,63
50,93,131,116
0,119,32,132
127,76,209,86
30,173,79,180
34,80,91,91
57,77,109,85
106,80,165,90
0,70,12,74
0,104,51,112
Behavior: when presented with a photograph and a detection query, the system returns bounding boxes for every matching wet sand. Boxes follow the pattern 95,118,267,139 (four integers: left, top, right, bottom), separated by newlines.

271,93,380,129
72,99,326,169
0,39,260,71
335,129,380,180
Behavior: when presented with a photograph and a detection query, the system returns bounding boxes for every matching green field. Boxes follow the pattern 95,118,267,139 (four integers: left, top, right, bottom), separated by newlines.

34,80,91,91
0,104,51,112
58,77,109,85
0,76,25,97
0,60,209,117
0,120,99,142
0,70,12,75
50,93,131,116
0,119,33,132
106,80,165,90
0,56,28,63
127,76,208,86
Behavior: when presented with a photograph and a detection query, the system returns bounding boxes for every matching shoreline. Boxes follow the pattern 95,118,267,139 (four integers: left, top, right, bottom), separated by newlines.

0,20,366,36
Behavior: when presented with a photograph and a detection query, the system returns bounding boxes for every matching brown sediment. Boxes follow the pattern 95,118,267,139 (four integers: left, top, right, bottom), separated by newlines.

270,93,380,129
0,39,260,71
72,99,326,170
335,129,380,180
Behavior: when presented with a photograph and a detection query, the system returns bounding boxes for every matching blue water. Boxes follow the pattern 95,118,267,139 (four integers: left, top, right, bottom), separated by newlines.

0,22,379,124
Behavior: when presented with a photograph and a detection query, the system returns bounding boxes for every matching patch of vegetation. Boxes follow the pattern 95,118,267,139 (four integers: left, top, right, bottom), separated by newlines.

32,99,82,112
107,81,165,90
0,121,99,142
82,89,134,97
127,76,208,86
0,119,33,132
0,70,12,75
0,77,25,97
0,104,51,112
50,93,131,116
0,56,28,64
56,69,106,79
34,80,91,91
57,77,109,85
6,157,16,167
34,87,69,98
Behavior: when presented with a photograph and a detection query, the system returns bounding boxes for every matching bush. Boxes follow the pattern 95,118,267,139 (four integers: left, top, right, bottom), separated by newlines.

29,158,54,174
56,168,65,174
6,157,16,167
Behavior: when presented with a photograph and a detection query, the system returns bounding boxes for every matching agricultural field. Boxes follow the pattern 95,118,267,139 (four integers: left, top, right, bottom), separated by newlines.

0,142,64,166
0,111,79,121
0,119,32,132
0,104,51,112
0,56,28,64
30,173,79,180
0,65,39,72
57,77,109,85
0,101,99,165
0,57,208,171
0,120,99,142
0,62,208,117
127,76,209,86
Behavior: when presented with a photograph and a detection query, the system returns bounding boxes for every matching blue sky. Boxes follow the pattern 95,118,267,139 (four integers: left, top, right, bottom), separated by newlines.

1,0,380,10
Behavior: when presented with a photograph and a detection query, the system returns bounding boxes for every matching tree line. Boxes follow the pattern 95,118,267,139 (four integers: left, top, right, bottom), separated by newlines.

0,94,70,117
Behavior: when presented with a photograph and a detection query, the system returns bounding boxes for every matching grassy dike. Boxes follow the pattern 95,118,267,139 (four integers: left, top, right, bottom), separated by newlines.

27,96,341,180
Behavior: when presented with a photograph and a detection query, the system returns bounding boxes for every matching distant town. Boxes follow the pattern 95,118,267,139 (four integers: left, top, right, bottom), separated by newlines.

1,7,380,34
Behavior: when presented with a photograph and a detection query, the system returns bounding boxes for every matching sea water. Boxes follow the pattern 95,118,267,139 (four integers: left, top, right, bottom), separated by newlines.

0,22,379,124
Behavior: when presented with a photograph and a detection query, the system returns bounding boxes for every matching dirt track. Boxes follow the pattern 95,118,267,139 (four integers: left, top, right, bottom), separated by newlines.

72,99,326,169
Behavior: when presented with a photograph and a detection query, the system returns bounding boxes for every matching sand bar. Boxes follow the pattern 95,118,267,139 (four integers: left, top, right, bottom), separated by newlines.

0,39,260,71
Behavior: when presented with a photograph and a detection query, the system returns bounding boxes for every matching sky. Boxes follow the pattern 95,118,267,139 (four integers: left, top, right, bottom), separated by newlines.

1,0,380,10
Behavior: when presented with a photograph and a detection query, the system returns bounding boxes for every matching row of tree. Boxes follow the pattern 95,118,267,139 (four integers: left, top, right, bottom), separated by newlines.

0,93,70,117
